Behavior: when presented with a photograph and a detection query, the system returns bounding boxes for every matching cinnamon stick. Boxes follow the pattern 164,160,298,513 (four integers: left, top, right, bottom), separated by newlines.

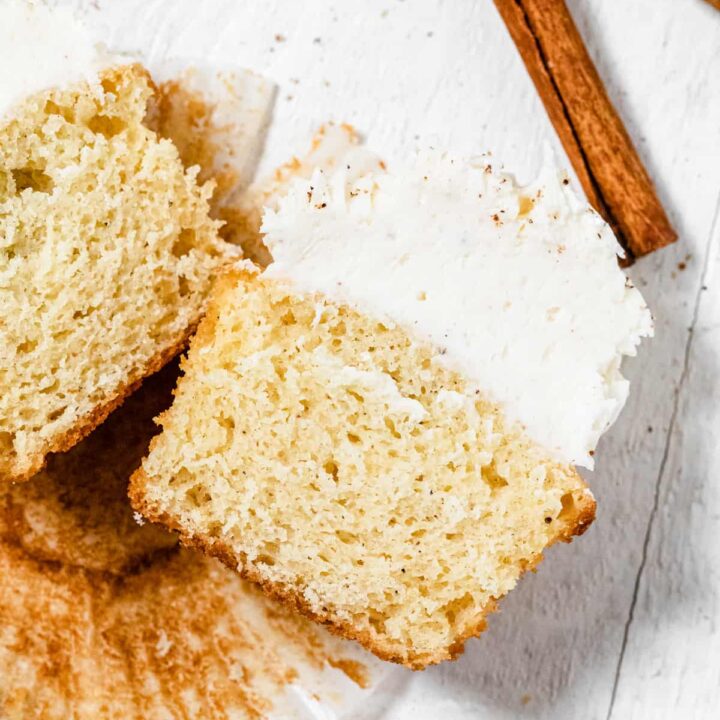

704,0,720,11
494,0,677,260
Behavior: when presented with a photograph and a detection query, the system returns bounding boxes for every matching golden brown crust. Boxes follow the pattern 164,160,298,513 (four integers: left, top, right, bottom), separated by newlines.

555,488,597,542
1,321,197,484
130,466,596,670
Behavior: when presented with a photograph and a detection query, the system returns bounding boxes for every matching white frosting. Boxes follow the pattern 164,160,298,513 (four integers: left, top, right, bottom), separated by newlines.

249,122,383,225
0,1,124,119
262,152,653,468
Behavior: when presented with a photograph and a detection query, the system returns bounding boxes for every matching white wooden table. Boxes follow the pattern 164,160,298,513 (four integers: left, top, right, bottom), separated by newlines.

84,0,720,717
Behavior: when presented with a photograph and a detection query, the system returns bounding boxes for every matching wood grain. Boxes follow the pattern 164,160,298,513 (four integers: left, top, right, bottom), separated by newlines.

494,0,677,259
610,211,720,719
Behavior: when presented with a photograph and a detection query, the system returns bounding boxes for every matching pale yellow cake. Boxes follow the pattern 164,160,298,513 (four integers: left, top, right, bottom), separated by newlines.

0,63,235,482
131,270,595,669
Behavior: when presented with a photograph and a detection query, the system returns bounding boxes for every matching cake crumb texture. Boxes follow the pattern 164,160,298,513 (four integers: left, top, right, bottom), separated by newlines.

0,64,234,482
131,270,595,669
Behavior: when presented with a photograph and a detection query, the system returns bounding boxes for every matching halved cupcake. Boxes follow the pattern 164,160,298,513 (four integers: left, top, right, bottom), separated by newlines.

0,3,237,481
131,150,652,668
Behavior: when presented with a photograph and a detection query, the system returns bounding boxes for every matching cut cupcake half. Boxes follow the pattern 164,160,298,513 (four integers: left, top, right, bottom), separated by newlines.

130,151,652,668
0,3,238,482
